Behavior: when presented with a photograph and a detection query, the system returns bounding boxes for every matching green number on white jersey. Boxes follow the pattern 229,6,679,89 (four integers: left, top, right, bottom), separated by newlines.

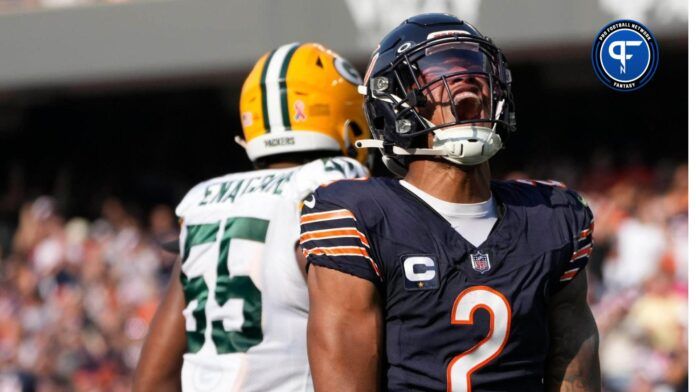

180,217,268,354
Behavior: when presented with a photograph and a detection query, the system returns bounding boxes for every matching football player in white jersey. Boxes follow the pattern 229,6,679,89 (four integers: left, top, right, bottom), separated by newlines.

134,42,369,392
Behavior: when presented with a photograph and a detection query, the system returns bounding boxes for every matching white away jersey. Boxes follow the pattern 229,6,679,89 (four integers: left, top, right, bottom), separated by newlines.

175,157,367,392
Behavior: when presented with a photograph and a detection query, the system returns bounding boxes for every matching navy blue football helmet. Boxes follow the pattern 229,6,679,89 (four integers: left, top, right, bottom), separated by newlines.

357,13,516,176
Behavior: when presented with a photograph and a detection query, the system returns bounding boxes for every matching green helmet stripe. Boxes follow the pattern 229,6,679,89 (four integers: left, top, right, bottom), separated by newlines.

279,44,300,129
259,49,276,133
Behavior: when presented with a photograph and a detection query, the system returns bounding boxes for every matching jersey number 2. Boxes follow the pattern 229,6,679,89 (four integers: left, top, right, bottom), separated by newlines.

447,286,512,392
180,217,268,354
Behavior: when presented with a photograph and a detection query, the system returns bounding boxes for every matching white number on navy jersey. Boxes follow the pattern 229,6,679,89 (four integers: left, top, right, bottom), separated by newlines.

447,286,512,392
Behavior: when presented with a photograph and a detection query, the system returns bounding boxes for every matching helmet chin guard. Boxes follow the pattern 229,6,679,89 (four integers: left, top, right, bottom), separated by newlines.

356,124,502,168
432,125,502,166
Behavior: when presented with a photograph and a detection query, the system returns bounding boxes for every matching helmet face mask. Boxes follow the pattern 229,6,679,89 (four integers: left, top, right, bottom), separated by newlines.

360,14,516,175
392,40,499,132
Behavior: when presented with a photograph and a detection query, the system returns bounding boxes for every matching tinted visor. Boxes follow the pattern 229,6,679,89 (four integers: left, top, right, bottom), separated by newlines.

397,42,495,92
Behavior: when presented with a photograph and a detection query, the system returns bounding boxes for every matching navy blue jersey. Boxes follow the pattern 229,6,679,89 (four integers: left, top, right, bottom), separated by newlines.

299,177,593,392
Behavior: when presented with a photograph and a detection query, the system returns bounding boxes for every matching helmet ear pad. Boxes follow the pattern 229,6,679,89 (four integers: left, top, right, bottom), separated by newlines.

381,155,408,178
367,99,421,150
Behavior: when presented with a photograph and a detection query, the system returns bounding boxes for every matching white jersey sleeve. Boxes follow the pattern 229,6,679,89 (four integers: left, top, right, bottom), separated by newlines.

291,156,369,202
175,182,204,221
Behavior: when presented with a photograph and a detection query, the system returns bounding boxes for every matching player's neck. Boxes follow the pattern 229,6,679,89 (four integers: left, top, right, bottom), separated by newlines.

404,159,491,204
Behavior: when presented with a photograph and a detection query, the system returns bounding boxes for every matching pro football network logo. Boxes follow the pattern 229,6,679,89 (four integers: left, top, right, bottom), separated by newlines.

591,20,659,92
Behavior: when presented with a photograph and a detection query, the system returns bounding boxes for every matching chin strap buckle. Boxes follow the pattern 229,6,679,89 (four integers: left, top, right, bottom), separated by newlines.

355,139,447,157
355,139,384,149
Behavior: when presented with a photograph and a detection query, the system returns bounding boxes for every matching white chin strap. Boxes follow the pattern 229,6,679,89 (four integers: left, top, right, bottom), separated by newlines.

356,124,502,166
357,99,506,166
432,124,502,165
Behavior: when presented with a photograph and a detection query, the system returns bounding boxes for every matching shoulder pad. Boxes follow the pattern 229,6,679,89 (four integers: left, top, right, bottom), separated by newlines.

175,172,249,217
495,179,592,232
293,157,369,199
312,176,378,208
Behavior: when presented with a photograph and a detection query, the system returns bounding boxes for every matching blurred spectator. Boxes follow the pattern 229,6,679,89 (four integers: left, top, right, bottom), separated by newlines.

602,190,668,292
148,204,179,282
509,160,688,392
580,163,688,392
0,196,172,391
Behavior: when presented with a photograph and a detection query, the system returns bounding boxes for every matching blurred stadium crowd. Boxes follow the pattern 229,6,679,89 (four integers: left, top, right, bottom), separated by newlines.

0,196,178,391
0,158,688,391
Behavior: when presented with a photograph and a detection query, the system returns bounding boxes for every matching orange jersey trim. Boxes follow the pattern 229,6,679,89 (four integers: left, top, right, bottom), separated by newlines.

303,245,381,278
300,209,355,225
571,244,593,261
303,245,369,258
560,268,580,281
579,221,594,239
299,227,369,247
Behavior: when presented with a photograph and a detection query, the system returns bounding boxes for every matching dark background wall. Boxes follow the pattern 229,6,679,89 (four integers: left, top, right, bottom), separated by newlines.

0,43,687,219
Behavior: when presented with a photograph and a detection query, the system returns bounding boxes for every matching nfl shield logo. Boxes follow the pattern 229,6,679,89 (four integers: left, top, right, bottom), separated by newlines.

470,251,491,274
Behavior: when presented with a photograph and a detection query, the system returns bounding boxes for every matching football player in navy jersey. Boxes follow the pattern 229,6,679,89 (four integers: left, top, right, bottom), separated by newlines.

299,14,600,392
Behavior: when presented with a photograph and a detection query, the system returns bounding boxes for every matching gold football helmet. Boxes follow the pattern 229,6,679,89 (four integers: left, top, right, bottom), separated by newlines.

239,42,368,163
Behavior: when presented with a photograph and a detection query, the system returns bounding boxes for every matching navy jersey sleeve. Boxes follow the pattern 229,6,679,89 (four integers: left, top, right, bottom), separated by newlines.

552,188,594,293
299,192,383,285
